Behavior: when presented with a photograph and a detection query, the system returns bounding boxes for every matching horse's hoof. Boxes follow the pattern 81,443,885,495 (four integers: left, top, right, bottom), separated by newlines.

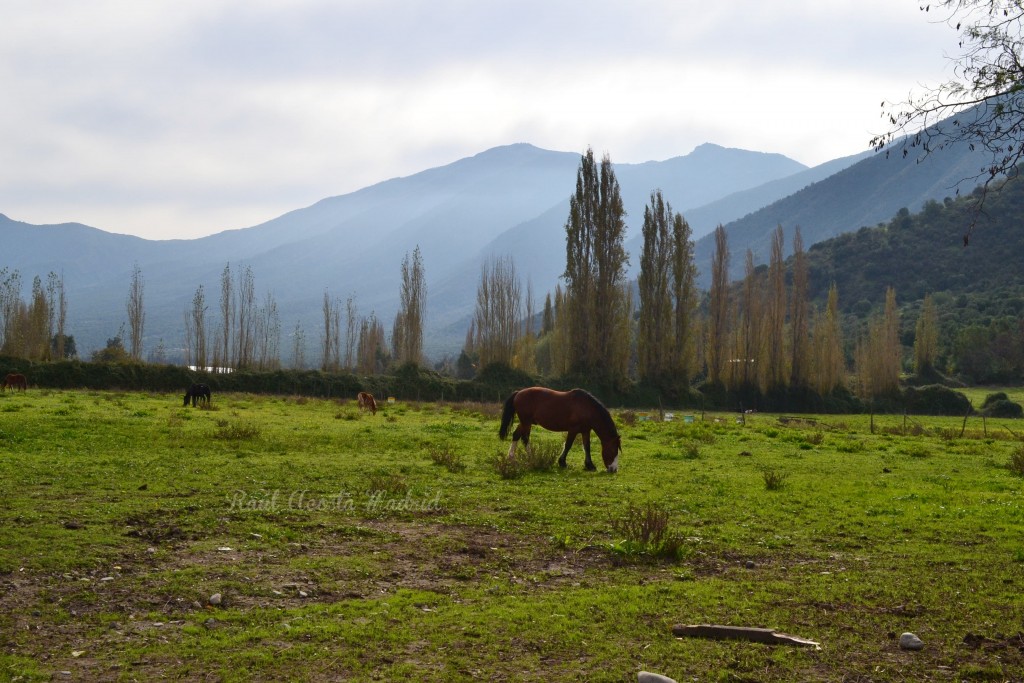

584,463,597,472
558,461,567,469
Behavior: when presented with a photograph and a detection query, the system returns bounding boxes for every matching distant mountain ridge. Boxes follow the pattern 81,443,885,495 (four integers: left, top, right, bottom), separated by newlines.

0,142,811,359
0,133,989,362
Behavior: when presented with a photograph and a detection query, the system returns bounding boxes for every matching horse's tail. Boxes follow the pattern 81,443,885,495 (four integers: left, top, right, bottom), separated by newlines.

498,391,518,440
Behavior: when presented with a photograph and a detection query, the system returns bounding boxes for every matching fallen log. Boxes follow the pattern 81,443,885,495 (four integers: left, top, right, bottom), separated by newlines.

672,624,820,650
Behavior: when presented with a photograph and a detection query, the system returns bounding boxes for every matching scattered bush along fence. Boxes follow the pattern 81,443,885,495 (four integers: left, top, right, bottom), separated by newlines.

1,355,1020,417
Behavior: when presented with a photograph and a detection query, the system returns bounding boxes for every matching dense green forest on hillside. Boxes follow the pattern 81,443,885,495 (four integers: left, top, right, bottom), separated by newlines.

801,175,1024,383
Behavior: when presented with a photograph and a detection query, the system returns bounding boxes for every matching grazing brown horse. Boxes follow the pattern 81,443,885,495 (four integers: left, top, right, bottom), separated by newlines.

357,391,377,415
183,383,211,407
499,386,621,472
2,373,27,391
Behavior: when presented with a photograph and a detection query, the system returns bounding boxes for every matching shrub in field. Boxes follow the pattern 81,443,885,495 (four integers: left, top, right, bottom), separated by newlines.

521,440,559,471
611,502,686,560
981,392,1009,408
489,451,526,479
983,399,1023,419
367,470,408,495
213,420,261,440
900,444,932,459
902,384,973,416
804,431,825,445
680,442,701,459
762,468,789,491
429,445,466,473
1009,445,1024,477
489,441,558,479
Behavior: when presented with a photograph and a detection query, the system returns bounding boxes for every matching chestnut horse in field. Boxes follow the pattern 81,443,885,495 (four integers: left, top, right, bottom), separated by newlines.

2,373,27,391
499,386,621,472
357,391,377,415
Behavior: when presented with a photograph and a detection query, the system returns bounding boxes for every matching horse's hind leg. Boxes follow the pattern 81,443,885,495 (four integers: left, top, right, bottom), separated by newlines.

558,432,578,468
581,431,597,471
510,424,531,458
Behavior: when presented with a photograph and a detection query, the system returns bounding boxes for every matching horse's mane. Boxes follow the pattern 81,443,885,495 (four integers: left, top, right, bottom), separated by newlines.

569,388,619,437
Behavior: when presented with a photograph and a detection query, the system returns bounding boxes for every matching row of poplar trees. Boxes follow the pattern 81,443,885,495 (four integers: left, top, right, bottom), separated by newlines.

467,147,917,401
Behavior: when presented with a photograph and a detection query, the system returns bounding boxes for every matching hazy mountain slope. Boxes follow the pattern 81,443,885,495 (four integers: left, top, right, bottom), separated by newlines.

690,138,993,286
679,149,875,241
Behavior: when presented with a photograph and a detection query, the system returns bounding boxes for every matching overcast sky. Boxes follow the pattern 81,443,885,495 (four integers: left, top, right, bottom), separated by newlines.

1,0,963,240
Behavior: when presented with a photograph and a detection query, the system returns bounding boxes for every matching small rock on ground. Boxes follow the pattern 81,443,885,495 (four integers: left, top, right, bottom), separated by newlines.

638,673,678,683
899,632,924,650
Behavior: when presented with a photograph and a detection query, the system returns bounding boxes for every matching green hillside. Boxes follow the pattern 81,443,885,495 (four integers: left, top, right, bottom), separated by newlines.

803,177,1024,383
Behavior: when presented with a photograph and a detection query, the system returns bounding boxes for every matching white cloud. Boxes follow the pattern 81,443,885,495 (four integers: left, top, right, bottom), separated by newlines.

0,0,965,239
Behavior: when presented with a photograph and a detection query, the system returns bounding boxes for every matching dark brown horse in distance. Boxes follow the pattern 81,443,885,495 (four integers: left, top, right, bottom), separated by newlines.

183,383,211,407
500,386,621,472
2,373,27,391
357,391,377,415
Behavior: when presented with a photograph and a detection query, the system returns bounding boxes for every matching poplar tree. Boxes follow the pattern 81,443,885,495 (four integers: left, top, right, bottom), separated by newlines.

562,148,629,379
637,190,674,381
473,255,522,368
670,212,698,384
856,287,901,398
765,226,787,389
394,246,426,366
51,272,68,360
789,228,810,389
914,294,939,376
344,296,358,370
291,320,306,370
730,250,763,391
706,226,731,386
358,314,387,375
811,283,845,395
218,263,232,369
235,265,256,368
184,285,207,370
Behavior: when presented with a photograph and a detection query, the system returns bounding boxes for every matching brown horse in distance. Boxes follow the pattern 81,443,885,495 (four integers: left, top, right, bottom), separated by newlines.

499,386,621,472
2,373,27,391
357,391,377,415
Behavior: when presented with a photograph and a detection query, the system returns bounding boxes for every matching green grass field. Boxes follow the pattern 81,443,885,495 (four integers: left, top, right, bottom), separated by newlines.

1,389,1022,681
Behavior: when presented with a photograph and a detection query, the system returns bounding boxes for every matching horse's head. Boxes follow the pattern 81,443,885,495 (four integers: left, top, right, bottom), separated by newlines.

601,433,621,473
183,392,190,407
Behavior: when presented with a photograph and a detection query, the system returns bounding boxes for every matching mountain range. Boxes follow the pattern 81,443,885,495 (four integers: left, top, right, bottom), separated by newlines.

0,133,994,363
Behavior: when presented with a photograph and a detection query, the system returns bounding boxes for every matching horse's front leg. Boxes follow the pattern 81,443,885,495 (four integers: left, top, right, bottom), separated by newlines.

558,432,578,468
582,431,597,471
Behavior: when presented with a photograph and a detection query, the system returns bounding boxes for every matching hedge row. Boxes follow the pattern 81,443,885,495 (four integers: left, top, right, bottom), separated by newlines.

2,356,1018,417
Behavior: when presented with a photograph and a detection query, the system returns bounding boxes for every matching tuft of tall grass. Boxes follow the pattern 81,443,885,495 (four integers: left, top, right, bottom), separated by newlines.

489,441,559,479
610,502,687,560
213,420,261,440
429,445,466,473
762,468,789,491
